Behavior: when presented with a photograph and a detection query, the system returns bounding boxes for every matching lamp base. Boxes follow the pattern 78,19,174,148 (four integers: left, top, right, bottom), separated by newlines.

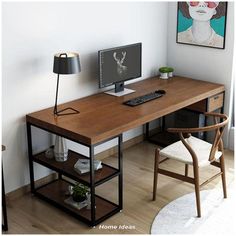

54,107,79,116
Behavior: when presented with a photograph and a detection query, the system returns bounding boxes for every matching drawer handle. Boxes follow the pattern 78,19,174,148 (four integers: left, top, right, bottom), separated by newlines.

214,96,219,100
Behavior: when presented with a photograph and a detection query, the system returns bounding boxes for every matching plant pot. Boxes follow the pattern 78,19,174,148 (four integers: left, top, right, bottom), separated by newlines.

168,72,173,77
160,72,168,79
72,194,87,203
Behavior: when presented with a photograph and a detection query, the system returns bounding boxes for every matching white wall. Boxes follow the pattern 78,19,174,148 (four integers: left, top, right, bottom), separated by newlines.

2,2,168,193
167,2,235,146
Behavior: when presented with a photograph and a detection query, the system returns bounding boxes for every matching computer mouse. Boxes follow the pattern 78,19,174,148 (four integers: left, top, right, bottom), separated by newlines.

156,90,166,94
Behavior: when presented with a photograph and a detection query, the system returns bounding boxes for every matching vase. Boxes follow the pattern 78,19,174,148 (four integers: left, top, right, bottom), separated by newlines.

54,135,68,162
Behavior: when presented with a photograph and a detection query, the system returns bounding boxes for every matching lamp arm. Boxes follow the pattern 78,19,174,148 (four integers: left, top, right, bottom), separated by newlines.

54,73,60,115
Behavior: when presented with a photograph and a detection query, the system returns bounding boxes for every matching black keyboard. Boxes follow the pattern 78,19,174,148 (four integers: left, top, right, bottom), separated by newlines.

123,90,166,107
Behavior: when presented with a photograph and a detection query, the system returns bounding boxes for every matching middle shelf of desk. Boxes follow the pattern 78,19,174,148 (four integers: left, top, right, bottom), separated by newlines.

33,149,120,187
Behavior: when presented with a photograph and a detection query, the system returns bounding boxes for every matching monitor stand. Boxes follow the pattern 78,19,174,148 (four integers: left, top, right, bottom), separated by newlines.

104,82,135,97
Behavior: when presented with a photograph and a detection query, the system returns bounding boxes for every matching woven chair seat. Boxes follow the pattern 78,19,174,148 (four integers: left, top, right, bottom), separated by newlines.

160,136,222,167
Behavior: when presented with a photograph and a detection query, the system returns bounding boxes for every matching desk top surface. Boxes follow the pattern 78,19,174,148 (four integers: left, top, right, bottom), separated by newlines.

26,76,224,145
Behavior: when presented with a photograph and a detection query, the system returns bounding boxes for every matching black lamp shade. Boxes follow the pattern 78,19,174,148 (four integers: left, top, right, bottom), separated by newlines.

53,52,81,74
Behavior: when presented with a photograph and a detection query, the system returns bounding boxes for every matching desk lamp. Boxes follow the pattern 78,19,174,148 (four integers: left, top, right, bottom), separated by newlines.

53,52,81,116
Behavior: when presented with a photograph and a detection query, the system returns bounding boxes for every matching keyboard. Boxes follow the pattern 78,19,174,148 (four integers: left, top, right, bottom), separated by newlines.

123,90,166,107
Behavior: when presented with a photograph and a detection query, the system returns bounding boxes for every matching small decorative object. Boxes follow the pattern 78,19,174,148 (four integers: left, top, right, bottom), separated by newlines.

64,183,90,210
72,183,89,202
177,2,227,49
159,67,174,79
54,135,68,162
74,159,102,175
45,147,54,159
53,52,81,116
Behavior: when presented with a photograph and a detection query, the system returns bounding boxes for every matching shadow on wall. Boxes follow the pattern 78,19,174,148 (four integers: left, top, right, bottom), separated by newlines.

80,51,99,82
19,55,50,78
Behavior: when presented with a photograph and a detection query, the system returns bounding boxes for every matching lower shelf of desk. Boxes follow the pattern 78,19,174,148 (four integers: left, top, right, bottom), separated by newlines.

35,179,120,226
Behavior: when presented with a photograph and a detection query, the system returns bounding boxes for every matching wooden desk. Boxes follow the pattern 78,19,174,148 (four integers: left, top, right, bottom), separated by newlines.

27,76,224,145
26,76,224,226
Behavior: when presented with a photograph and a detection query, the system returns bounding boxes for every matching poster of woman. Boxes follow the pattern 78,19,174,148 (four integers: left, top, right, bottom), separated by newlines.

177,2,227,49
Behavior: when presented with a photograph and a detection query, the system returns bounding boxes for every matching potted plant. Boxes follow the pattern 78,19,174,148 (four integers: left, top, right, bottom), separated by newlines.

72,183,89,202
168,67,174,77
159,67,174,79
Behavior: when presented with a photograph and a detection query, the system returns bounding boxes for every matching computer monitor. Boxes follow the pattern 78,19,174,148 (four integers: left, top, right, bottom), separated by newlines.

98,43,142,95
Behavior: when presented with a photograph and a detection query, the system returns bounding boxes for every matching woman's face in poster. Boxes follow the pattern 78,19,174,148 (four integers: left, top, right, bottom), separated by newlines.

187,2,219,21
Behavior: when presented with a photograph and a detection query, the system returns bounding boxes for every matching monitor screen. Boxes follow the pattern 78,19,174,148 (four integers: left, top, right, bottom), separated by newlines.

98,43,142,89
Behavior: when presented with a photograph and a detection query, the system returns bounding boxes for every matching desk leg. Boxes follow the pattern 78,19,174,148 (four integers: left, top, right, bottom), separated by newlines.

2,169,8,231
146,117,166,138
145,123,150,140
26,123,35,193
89,145,96,226
118,134,123,210
161,116,166,132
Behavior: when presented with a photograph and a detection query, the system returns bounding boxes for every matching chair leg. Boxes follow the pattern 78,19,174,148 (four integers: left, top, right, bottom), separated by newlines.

185,164,189,177
193,164,201,217
220,154,227,198
153,148,160,201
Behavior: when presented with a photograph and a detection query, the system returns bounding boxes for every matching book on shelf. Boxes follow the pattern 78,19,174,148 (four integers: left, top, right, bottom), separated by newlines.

64,196,88,210
74,159,102,175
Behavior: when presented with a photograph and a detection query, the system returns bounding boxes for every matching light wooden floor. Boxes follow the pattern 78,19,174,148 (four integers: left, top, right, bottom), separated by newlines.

4,141,234,234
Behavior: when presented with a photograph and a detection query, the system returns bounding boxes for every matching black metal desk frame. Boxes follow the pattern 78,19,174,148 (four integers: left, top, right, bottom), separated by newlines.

26,122,123,227
145,91,225,145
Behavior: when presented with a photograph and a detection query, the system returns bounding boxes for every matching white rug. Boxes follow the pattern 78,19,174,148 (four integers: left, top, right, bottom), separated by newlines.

151,187,236,235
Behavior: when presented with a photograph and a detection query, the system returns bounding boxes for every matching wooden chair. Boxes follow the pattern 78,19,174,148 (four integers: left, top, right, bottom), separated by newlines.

152,112,229,217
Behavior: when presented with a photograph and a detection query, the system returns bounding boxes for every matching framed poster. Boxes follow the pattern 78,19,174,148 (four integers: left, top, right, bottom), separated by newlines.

176,2,227,49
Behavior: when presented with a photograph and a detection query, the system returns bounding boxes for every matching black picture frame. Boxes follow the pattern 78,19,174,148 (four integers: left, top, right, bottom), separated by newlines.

176,2,228,49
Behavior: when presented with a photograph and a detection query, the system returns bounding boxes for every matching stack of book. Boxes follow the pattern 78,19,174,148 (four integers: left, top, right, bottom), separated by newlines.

74,159,102,175
64,196,88,210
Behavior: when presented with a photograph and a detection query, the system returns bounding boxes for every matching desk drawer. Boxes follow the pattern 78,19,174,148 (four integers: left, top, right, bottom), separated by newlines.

208,93,224,112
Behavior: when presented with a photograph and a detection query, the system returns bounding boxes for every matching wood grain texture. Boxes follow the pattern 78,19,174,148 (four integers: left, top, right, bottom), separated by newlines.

208,93,224,112
5,142,234,234
36,179,117,222
5,174,57,203
26,76,225,145
5,134,144,201
186,99,207,112
153,113,229,217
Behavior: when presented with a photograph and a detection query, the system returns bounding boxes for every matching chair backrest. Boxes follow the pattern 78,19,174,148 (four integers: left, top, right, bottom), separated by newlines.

207,113,228,162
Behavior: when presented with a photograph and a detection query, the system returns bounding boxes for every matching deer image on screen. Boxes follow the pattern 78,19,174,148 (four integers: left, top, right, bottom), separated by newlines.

113,51,127,77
